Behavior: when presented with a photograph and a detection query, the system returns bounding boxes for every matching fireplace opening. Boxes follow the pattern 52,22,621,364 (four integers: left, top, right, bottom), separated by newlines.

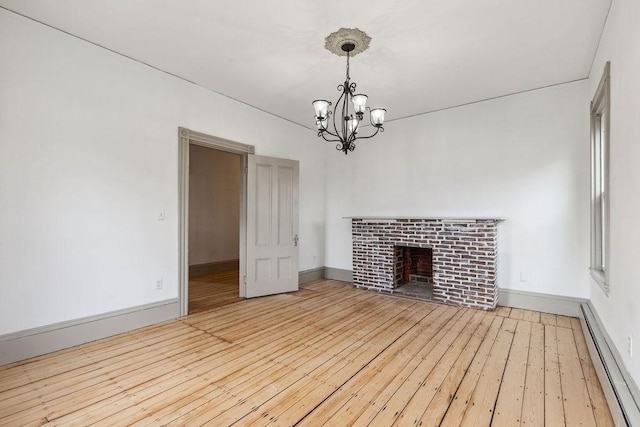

394,246,433,298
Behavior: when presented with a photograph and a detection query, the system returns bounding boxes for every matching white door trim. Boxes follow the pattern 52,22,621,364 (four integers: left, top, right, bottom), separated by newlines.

178,127,255,316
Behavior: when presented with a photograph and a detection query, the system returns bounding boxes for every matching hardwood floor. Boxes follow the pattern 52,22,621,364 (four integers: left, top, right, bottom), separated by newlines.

188,270,242,314
0,280,613,426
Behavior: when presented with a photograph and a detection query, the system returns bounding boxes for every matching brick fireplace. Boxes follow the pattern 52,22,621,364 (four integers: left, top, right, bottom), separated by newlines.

351,217,503,310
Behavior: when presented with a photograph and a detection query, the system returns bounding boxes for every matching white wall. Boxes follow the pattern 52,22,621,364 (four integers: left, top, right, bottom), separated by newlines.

188,145,240,266
325,80,590,299
588,0,640,387
0,10,325,335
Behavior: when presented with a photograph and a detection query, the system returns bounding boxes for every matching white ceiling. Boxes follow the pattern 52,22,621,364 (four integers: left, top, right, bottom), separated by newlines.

1,0,611,130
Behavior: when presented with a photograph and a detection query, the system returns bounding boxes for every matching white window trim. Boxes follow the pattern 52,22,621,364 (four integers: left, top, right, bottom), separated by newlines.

590,62,610,296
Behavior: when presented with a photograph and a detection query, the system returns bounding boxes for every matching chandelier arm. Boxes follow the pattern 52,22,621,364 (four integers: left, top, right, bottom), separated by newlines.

353,126,383,141
336,140,354,154
332,85,347,143
341,84,350,141
318,130,342,143
319,111,340,140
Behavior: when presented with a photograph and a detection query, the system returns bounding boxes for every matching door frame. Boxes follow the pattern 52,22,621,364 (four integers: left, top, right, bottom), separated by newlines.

178,127,255,316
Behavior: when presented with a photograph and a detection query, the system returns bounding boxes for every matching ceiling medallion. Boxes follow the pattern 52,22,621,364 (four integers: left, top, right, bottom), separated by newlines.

313,28,386,155
324,27,371,57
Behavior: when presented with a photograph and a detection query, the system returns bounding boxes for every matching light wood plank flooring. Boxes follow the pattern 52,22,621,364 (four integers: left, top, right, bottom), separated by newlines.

189,270,241,314
0,280,613,426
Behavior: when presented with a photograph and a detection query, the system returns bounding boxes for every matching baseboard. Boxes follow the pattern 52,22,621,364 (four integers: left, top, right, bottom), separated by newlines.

189,259,239,278
325,267,353,282
318,275,584,315
498,287,587,316
0,299,180,366
299,267,325,284
581,302,640,426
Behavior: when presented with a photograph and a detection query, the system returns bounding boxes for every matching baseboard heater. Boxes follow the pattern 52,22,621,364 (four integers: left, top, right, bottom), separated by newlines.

580,303,640,426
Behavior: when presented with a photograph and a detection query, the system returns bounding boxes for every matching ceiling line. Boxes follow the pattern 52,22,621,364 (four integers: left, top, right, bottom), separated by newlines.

307,75,591,132
586,0,614,80
384,77,589,125
0,6,310,132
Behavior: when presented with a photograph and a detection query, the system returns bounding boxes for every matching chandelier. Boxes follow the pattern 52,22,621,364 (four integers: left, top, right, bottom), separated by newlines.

312,28,386,155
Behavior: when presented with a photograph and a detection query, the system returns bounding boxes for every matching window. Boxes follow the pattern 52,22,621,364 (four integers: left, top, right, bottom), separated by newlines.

590,62,610,295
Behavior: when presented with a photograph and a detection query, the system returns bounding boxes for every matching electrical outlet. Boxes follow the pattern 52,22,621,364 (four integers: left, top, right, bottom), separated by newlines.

156,279,163,290
519,272,529,282
158,210,166,221
628,335,633,358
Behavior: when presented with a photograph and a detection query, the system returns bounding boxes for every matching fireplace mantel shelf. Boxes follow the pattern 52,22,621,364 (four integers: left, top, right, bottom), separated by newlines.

344,216,506,222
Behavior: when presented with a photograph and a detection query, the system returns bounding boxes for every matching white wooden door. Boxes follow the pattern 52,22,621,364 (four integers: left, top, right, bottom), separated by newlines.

246,155,299,297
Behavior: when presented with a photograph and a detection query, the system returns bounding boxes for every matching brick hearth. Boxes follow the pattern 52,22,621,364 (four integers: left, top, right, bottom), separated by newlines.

351,218,502,310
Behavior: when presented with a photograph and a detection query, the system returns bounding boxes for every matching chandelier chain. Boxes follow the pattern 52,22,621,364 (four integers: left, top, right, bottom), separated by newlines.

346,51,350,80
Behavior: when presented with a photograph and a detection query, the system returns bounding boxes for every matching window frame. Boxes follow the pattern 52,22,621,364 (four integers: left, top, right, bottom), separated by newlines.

590,61,610,295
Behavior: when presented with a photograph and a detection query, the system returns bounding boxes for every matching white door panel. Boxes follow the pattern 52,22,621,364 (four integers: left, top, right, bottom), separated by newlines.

246,155,299,297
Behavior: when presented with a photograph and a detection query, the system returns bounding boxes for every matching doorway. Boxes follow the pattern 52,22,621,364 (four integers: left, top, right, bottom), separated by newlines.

187,144,242,314
178,128,254,317
178,128,300,317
